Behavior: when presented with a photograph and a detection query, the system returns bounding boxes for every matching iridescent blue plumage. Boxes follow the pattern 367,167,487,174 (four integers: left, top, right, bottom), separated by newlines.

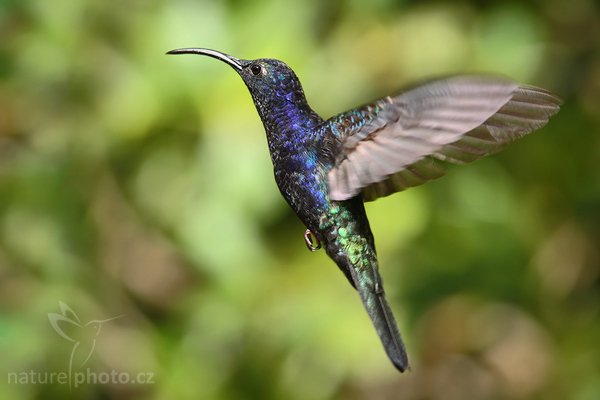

167,48,561,372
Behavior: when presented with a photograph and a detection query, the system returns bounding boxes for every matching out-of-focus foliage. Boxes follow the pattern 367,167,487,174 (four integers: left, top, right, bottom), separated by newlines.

0,0,598,399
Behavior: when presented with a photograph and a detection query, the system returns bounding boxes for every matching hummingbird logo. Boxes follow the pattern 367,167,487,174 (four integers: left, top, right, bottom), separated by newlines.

48,301,121,388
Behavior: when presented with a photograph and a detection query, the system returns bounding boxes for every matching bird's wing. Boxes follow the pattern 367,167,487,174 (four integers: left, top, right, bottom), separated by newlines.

325,76,562,201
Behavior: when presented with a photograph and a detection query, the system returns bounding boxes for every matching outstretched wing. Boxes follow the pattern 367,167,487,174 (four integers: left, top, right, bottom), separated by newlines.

325,76,562,201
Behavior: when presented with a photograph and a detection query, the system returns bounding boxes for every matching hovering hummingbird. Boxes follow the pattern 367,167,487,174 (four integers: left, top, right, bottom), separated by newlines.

167,48,561,371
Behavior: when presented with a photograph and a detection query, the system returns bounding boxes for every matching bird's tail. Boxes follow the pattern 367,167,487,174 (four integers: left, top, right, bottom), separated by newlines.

349,259,409,372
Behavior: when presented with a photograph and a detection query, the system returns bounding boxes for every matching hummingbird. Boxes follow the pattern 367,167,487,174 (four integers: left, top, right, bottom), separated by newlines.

167,48,561,371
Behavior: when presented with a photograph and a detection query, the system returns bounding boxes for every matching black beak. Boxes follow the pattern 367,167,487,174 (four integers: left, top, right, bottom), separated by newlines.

166,48,243,71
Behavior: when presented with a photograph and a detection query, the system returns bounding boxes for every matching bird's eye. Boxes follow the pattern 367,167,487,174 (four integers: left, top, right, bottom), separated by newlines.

250,64,264,76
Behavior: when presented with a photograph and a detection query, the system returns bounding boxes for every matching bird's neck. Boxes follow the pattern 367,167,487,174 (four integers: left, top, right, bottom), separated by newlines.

255,94,324,159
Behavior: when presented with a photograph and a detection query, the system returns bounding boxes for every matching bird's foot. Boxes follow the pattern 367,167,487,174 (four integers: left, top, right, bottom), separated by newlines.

304,229,321,252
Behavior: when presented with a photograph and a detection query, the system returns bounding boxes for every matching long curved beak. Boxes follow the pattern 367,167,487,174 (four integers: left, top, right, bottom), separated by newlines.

166,48,243,71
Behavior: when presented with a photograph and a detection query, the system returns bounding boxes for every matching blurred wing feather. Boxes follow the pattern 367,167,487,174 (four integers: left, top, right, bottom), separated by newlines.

327,77,561,201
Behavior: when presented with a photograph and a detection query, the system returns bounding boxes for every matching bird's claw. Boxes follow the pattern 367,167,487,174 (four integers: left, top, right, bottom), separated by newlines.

304,229,321,252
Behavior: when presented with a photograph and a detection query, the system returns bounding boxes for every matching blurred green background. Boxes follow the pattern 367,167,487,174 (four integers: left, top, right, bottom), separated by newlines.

1,0,599,399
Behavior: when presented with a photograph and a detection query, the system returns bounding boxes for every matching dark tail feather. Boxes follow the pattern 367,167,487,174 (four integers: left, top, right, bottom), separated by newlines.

350,263,409,372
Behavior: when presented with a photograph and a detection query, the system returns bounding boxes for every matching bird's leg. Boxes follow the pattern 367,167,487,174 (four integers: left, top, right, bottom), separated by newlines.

304,229,321,252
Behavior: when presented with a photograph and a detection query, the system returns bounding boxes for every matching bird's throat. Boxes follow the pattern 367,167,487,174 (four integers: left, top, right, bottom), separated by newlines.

256,96,324,157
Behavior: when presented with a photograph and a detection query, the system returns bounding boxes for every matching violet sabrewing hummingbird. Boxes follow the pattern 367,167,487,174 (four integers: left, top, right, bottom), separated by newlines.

167,47,561,372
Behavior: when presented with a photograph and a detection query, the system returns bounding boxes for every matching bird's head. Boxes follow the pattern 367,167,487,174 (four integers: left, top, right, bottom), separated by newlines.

167,48,308,112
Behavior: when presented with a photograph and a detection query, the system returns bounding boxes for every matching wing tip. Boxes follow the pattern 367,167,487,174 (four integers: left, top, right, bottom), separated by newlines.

515,85,564,109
